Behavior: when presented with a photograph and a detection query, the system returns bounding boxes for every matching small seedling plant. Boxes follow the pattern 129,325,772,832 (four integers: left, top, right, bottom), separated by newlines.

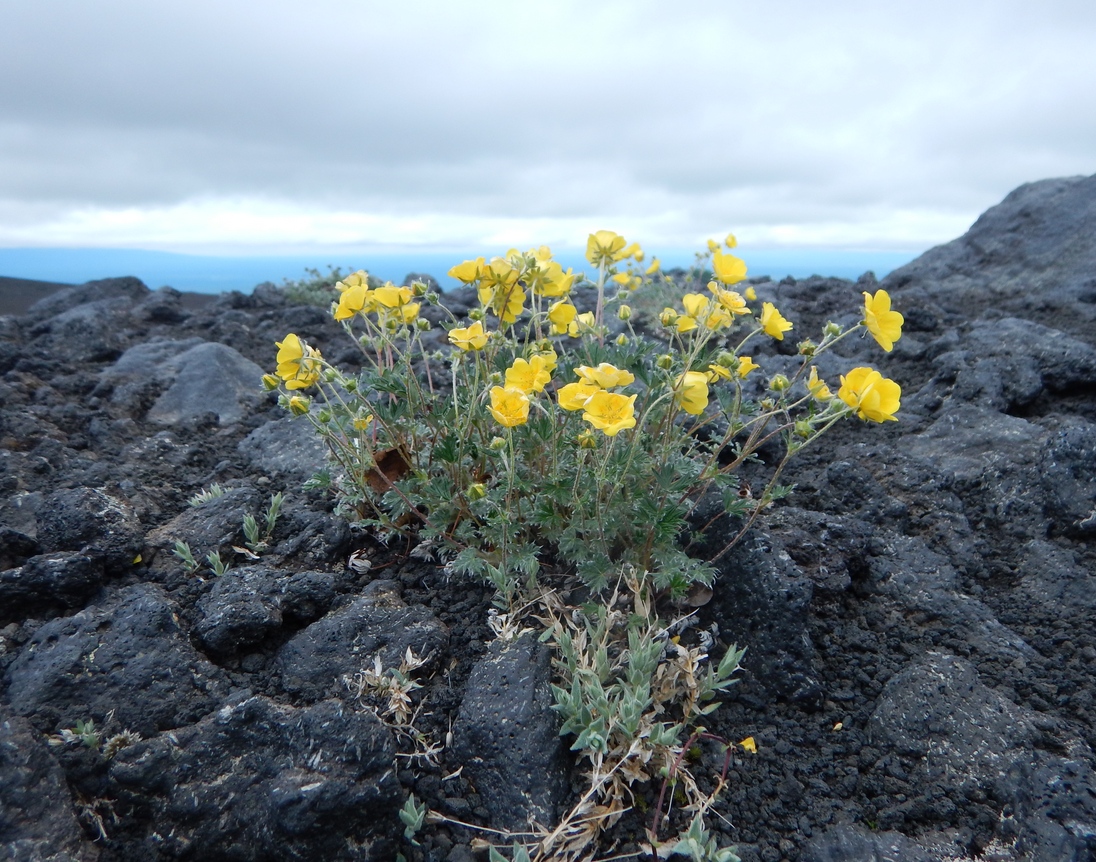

266,232,904,859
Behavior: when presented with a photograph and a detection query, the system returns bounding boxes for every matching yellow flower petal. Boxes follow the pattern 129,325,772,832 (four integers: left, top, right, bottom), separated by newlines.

862,289,904,352
760,303,793,341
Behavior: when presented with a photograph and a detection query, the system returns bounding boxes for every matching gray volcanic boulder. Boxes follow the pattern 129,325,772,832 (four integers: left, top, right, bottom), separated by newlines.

883,174,1096,311
36,486,143,571
109,696,403,861
274,579,449,701
5,583,230,736
0,716,97,862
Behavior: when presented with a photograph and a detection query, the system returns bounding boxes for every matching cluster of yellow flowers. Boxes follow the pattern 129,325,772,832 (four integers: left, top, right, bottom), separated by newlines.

271,232,908,430
332,271,420,325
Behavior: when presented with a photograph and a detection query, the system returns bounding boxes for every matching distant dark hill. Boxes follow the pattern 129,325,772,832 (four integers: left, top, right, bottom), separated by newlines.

0,274,218,317
0,275,75,316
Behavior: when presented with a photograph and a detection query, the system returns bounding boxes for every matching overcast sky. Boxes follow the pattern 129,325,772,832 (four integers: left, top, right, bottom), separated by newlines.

2,0,1094,257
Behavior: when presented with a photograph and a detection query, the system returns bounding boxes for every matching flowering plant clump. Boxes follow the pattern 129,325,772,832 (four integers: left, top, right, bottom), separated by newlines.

266,234,903,859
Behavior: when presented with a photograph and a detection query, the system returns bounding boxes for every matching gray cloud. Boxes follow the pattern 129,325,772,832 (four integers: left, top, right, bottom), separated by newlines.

1,0,1094,250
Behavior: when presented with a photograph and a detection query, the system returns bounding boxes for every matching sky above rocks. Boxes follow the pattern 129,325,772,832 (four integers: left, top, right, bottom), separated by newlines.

2,0,1094,256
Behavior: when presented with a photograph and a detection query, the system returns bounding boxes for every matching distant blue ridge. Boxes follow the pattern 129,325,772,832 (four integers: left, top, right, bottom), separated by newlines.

0,247,921,295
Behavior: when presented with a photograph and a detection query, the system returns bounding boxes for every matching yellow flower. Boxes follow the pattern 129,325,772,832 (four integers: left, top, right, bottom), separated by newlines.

712,250,748,285
532,347,558,373
572,311,596,337
586,230,627,267
737,356,759,377
725,233,738,249
533,260,576,297
448,257,484,283
646,257,661,276
505,356,552,394
619,242,643,262
575,362,635,389
807,366,832,401
707,238,720,253
557,382,599,411
582,390,637,436
397,302,420,324
478,280,526,324
352,413,374,430
548,300,577,335
372,284,414,308
675,371,710,415
862,289,904,352
682,293,710,319
707,364,732,382
330,282,370,322
488,386,530,427
275,333,322,390
739,736,757,754
708,283,751,316
745,286,757,301
449,321,488,351
761,302,793,341
838,367,901,422
336,270,369,289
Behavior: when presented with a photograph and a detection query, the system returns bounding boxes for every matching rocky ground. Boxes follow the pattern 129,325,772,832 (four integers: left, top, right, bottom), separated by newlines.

2,173,1096,862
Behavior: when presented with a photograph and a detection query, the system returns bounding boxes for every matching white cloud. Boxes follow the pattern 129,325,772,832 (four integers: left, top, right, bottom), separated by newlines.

1,0,1094,253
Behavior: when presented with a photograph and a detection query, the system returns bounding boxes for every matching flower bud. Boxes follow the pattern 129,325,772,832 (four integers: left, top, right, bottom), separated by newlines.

769,374,791,392
659,308,678,327
261,374,280,391
415,318,432,332
488,371,503,385
656,353,675,370
467,482,488,501
323,368,338,383
426,292,440,305
615,333,628,346
617,304,632,321
288,395,310,416
795,418,813,439
715,351,736,368
317,409,332,424
824,321,842,337
344,378,358,392
489,436,508,452
469,308,485,321
577,429,598,449
410,280,428,296
760,397,775,410
797,339,817,357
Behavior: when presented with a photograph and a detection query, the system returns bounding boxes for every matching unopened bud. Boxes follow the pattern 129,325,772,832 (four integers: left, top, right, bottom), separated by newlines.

795,418,813,439
410,280,428,296
656,354,674,370
488,371,503,385
261,374,280,391
467,482,487,501
659,308,679,327
317,409,332,424
715,350,736,368
469,308,485,321
415,317,432,332
344,378,358,392
577,429,598,449
824,321,842,337
288,395,310,416
617,304,632,321
426,292,440,305
797,339,817,357
489,436,507,452
769,374,791,392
